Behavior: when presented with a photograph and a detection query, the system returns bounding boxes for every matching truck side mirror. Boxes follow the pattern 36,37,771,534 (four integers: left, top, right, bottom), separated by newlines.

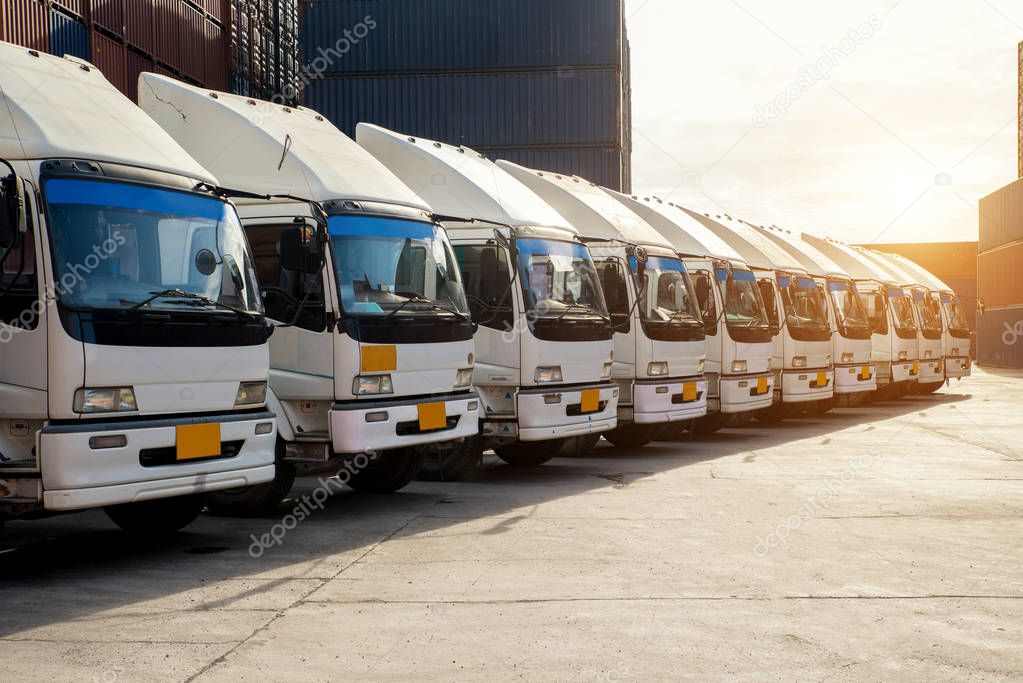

279,227,320,273
0,173,25,249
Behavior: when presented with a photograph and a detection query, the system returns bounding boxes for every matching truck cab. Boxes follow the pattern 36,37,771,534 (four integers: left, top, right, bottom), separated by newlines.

803,235,920,396
758,226,876,405
497,164,707,449
606,194,775,431
683,212,833,420
357,125,617,476
140,75,479,512
0,44,276,533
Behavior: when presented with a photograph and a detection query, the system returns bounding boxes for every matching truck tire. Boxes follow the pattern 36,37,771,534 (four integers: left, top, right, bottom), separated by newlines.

692,413,731,435
602,424,658,448
419,433,484,481
105,494,205,535
494,439,563,466
207,438,296,517
345,447,424,493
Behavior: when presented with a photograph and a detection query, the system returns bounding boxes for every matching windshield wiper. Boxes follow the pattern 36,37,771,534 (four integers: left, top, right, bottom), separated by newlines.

127,289,255,320
551,303,610,324
386,292,470,321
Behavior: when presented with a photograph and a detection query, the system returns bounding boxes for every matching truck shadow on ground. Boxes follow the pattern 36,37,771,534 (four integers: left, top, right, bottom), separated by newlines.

0,388,972,638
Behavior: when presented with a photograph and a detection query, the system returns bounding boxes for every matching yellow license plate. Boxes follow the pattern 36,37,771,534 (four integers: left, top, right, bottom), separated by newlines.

860,366,871,381
912,361,919,375
580,389,600,413
176,423,221,461
417,402,447,431
682,382,698,402
817,372,828,387
757,377,768,394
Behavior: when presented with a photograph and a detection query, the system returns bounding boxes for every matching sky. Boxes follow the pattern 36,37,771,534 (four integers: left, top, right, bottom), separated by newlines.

623,0,1021,244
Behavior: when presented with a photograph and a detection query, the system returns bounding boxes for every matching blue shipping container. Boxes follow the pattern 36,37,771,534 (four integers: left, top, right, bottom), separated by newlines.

301,0,624,74
48,6,89,61
304,69,622,148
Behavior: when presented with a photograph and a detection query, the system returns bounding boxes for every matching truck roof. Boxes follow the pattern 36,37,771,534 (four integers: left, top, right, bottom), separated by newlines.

855,247,925,290
0,41,215,184
496,161,672,250
757,225,849,278
138,74,428,210
872,250,951,292
680,210,806,273
800,233,898,284
355,123,573,233
602,191,745,261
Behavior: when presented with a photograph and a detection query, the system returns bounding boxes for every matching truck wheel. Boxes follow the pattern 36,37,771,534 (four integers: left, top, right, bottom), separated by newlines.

419,433,484,481
560,433,602,457
105,494,205,535
692,413,731,435
602,424,658,448
345,447,424,493
207,438,296,517
494,439,563,466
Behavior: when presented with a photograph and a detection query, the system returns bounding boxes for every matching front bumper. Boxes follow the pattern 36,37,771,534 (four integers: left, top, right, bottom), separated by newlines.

781,368,834,404
40,410,276,511
918,358,945,383
630,377,708,424
891,360,919,384
331,392,479,454
946,355,971,379
515,383,618,441
719,372,774,413
834,363,877,394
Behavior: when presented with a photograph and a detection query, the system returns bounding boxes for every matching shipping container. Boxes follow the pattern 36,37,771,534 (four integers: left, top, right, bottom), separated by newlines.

2,0,49,53
305,70,623,149
979,179,1023,253
1018,41,1021,179
978,243,1023,310
51,0,89,21
49,6,90,60
125,47,153,103
487,146,626,192
179,2,205,79
977,305,1023,367
123,0,155,55
153,0,182,69
90,0,124,36
301,0,624,74
90,29,126,92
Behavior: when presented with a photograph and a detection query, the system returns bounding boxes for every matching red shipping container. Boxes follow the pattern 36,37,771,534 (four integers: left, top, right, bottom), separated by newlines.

203,16,227,89
90,29,126,92
51,0,89,21
90,0,124,35
179,3,204,80
152,0,181,71
2,0,49,53
123,0,154,55
125,48,153,103
201,0,226,25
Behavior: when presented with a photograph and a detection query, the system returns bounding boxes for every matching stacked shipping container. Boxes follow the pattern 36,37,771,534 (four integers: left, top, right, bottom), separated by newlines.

1018,41,1022,179
229,0,300,101
300,0,632,191
978,179,1023,367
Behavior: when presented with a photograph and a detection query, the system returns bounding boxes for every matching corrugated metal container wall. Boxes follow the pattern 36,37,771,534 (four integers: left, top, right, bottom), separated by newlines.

124,0,155,56
305,71,621,148
978,244,1023,310
153,0,182,71
204,17,226,89
977,305,1023,367
179,3,205,80
52,0,88,20
124,48,153,103
49,6,90,60
91,29,126,92
1017,41,1021,179
2,0,49,53
979,179,1023,253
90,0,124,36
302,0,622,73
488,148,624,191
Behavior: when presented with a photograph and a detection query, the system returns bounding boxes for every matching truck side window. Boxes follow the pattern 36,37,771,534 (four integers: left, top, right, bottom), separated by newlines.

594,257,630,333
453,244,513,331
244,224,326,332
758,278,780,333
0,187,39,330
691,269,717,336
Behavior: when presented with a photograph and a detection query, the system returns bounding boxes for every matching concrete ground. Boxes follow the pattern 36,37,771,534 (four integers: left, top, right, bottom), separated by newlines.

2,368,1022,681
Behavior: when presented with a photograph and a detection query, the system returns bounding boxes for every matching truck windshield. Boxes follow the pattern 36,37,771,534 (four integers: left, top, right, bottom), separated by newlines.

329,215,469,317
888,289,917,334
44,178,261,314
633,256,701,325
778,274,830,338
857,283,888,335
716,268,769,329
941,294,970,336
913,290,943,338
827,279,871,338
516,238,607,320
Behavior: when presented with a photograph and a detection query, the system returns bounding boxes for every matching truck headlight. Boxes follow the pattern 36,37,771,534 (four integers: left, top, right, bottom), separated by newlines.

792,356,807,368
898,350,908,361
455,368,474,388
74,387,137,414
235,380,268,407
731,360,747,373
647,362,669,377
534,366,563,384
841,353,855,363
697,359,705,374
951,347,959,357
924,350,932,359
601,362,613,380
354,375,394,395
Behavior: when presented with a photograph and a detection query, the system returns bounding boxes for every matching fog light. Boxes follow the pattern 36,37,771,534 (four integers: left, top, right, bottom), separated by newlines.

535,366,563,384
601,362,613,380
235,380,268,407
543,393,562,405
455,368,474,388
354,375,394,395
841,353,854,363
792,356,807,368
255,421,274,435
365,411,389,423
74,387,137,414
731,360,747,373
467,401,479,412
647,362,669,377
88,434,127,449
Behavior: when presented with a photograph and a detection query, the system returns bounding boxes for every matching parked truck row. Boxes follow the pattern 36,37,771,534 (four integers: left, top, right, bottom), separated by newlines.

0,45,971,533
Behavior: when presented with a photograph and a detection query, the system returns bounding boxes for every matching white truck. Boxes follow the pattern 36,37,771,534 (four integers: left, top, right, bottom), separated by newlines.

757,226,876,406
358,124,618,477
497,164,707,449
0,43,275,532
802,235,920,397
606,194,775,432
140,75,479,511
683,212,834,420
